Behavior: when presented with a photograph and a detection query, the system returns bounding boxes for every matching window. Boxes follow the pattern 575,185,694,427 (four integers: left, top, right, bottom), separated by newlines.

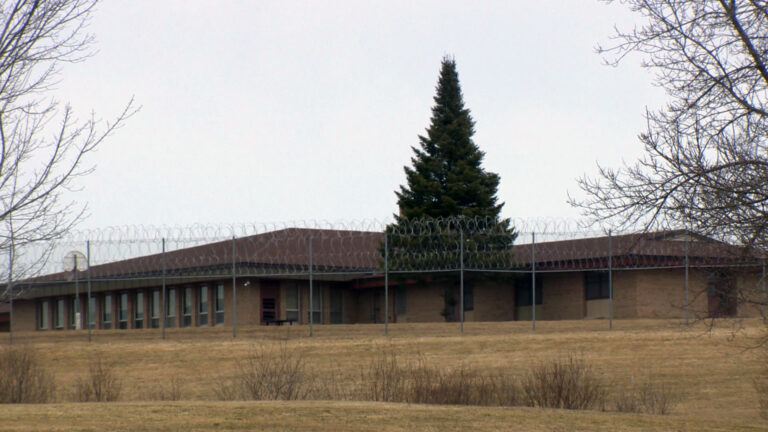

395,285,407,316
71,297,80,329
150,290,160,328
135,292,144,329
215,283,224,325
38,300,49,330
118,293,128,329
54,298,65,330
88,296,96,329
182,287,192,327
166,288,176,328
198,286,209,326
311,284,322,324
285,282,299,322
585,272,611,300
102,294,112,329
330,287,343,324
515,277,543,306
463,283,474,311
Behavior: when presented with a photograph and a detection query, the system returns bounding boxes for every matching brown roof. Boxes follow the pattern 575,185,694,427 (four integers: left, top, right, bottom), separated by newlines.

512,230,762,269
33,228,384,283
25,229,761,287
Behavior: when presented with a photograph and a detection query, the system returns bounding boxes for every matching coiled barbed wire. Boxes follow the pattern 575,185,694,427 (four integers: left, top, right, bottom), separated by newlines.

0,217,761,290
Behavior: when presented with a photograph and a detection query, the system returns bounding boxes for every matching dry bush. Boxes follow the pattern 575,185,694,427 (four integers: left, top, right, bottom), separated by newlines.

75,354,122,402
522,355,606,410
756,347,768,420
359,349,408,402
614,388,641,413
143,375,184,401
614,378,680,415
636,380,679,415
0,345,56,403
216,343,312,401
359,350,523,406
756,378,768,420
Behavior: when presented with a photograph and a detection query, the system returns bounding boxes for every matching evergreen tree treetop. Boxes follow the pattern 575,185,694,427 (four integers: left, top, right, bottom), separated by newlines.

395,56,507,224
386,57,516,274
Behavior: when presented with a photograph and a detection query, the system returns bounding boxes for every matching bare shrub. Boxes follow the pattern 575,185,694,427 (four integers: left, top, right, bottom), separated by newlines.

613,378,680,415
144,375,184,401
614,388,641,413
756,377,768,420
360,349,408,402
359,349,523,407
0,345,55,403
213,377,239,401
215,343,311,401
522,355,606,410
637,380,679,415
755,348,768,420
75,354,122,402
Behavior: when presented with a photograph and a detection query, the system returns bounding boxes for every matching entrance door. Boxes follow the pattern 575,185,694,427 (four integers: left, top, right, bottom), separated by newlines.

261,280,280,324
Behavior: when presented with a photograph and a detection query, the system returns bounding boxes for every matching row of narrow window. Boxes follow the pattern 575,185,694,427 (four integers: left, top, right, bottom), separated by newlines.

37,284,225,331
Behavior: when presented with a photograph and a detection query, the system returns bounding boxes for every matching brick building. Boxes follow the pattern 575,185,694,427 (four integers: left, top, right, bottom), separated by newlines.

5,229,765,332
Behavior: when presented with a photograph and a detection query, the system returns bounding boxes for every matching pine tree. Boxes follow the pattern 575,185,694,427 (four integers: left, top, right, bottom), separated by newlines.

396,57,505,220
388,57,515,273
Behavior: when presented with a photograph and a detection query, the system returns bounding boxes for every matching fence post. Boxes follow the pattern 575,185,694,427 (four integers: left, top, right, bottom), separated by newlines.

74,257,79,331
161,238,166,340
459,227,464,334
685,235,690,326
608,230,613,330
232,236,237,339
531,232,536,331
87,240,92,343
763,260,766,325
7,214,13,345
384,233,389,336
309,236,313,337
7,240,12,345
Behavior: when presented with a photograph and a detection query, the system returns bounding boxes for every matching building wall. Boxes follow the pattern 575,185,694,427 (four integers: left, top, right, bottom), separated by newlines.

737,271,765,318
14,300,36,332
343,288,360,324
226,278,260,327
398,283,444,323
465,280,515,322
356,288,381,323
635,268,697,318
541,272,585,320
612,271,638,318
15,266,766,331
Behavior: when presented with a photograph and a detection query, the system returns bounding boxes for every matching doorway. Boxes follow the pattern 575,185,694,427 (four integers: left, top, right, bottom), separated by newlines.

261,280,280,324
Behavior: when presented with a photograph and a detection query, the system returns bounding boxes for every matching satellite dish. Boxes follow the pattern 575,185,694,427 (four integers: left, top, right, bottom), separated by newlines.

63,251,88,272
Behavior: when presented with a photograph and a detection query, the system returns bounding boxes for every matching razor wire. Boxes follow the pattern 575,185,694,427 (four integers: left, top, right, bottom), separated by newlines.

0,217,765,301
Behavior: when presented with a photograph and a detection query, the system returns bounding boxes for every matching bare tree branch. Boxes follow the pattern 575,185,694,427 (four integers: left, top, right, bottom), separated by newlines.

573,0,768,247
0,0,137,287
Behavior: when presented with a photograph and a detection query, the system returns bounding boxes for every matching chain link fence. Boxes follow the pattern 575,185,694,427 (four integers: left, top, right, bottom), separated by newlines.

1,217,766,342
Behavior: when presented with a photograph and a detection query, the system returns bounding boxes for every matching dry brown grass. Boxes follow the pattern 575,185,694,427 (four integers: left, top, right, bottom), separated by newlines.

0,318,764,431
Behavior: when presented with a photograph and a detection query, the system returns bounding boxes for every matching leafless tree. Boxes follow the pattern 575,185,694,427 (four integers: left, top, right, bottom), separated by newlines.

0,0,135,287
571,0,768,250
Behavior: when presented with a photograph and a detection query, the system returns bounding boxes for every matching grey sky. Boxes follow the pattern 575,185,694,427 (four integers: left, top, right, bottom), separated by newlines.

56,1,667,230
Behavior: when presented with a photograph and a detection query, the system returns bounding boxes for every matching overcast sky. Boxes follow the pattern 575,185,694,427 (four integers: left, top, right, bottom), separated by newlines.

55,1,668,231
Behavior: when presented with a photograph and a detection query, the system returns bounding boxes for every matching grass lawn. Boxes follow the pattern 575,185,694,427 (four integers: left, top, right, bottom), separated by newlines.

0,318,766,431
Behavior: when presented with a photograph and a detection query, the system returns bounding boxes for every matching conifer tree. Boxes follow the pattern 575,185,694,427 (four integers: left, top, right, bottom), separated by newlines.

388,57,515,273
396,57,506,221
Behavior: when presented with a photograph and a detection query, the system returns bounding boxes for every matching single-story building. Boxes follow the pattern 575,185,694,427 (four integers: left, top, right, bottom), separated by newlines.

3,228,765,332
